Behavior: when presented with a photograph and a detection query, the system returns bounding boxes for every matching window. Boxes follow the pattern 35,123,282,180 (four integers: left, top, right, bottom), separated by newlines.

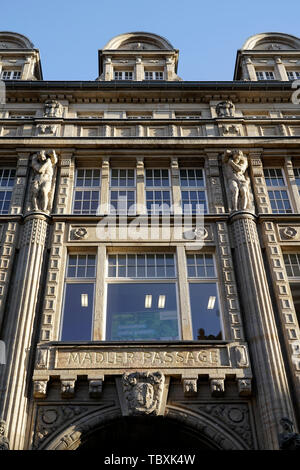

293,168,300,196
110,169,136,215
256,71,275,80
283,253,300,326
114,71,133,80
180,169,207,214
175,114,201,119
106,253,179,341
0,169,15,214
145,169,172,214
144,71,164,80
187,254,222,340
287,71,300,81
60,254,96,341
264,168,292,214
72,169,101,214
1,70,21,80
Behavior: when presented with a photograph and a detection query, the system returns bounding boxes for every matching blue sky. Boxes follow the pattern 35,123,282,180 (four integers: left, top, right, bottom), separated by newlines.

1,0,300,81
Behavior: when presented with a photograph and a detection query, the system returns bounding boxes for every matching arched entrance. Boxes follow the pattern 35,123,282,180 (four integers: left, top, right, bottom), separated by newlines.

77,415,216,451
41,405,251,450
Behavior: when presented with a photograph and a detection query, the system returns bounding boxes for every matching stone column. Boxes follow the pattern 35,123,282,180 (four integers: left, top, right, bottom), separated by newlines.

170,157,182,215
100,157,110,214
0,213,50,449
229,210,297,449
136,156,146,214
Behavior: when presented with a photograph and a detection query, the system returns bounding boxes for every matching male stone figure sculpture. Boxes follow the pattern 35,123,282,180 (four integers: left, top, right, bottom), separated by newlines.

0,420,9,450
44,99,63,118
278,417,300,450
216,100,235,118
31,149,57,212
223,149,252,212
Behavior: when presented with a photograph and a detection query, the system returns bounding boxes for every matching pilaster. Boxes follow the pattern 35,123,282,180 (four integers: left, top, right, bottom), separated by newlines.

100,156,110,215
248,151,272,214
136,156,146,214
274,57,289,81
170,157,182,215
204,151,225,214
284,156,300,213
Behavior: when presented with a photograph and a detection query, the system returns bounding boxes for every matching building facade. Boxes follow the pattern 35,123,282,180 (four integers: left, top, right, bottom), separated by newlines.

0,30,299,451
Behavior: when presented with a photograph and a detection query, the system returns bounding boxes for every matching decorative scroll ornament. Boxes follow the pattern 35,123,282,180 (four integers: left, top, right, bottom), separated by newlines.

279,417,300,450
223,149,253,212
30,149,57,212
0,420,9,450
122,371,164,416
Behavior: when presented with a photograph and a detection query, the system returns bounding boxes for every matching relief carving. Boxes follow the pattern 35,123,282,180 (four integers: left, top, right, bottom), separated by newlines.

61,380,75,398
37,124,58,135
216,101,235,118
31,149,57,212
89,379,103,398
237,378,252,396
210,378,225,396
33,380,48,398
122,371,164,416
33,405,89,449
280,226,298,240
183,379,197,396
223,149,253,212
220,124,241,136
43,100,63,118
0,420,9,450
35,348,49,369
279,417,300,450
71,227,88,240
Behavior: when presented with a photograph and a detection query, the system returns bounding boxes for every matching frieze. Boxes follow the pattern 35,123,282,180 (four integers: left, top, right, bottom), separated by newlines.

55,347,225,370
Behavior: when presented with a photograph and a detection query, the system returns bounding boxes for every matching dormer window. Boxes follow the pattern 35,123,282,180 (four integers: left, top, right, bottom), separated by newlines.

114,71,133,80
144,71,164,80
1,70,21,80
256,71,275,80
287,71,300,81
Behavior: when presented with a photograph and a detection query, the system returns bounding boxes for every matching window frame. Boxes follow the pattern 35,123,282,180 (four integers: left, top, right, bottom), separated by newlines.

1,70,21,80
179,168,208,215
144,71,164,80
59,253,97,341
104,252,181,341
72,168,101,215
114,71,134,80
0,168,16,215
145,168,173,215
109,168,136,215
186,253,224,341
264,167,293,214
256,71,275,81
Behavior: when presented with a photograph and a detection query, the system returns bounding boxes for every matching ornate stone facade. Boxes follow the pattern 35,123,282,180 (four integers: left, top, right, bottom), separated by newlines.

0,30,299,452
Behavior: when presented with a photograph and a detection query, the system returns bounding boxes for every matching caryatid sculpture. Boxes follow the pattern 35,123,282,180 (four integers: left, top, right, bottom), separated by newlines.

223,149,252,212
31,149,57,212
278,417,300,450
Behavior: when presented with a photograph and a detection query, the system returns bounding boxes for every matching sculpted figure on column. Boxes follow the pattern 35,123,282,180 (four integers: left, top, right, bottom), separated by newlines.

0,420,9,450
223,149,253,212
279,417,300,450
31,149,57,212
216,100,235,118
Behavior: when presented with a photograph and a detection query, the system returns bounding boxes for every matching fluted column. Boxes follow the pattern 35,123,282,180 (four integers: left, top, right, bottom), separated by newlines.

0,213,49,449
230,210,296,449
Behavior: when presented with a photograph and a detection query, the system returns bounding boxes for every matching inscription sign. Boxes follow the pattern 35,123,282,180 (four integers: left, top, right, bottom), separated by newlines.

56,348,222,370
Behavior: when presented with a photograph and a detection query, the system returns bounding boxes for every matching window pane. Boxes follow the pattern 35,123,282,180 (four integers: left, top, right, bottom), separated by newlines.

106,283,179,340
189,283,222,340
61,283,94,341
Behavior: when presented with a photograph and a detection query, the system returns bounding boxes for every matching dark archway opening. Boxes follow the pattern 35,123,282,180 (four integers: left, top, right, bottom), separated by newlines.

77,416,218,452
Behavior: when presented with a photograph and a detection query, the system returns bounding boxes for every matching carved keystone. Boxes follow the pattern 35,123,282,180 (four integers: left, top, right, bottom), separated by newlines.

183,378,198,396
210,378,225,397
122,371,165,416
61,379,75,398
